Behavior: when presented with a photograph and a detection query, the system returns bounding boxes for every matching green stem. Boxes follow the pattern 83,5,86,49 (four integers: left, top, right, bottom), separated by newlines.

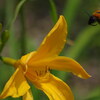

49,0,58,24
9,0,27,30
5,0,27,58
0,30,9,53
0,56,16,65
5,0,15,29
19,6,26,55
5,0,16,58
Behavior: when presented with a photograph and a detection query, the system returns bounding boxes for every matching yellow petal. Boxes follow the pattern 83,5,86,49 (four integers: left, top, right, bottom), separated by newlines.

28,15,67,62
0,67,30,99
28,56,91,79
20,51,36,64
31,74,74,100
23,89,34,100
48,56,91,79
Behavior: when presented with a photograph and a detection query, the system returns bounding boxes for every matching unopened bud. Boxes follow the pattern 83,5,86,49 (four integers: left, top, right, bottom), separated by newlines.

1,30,9,43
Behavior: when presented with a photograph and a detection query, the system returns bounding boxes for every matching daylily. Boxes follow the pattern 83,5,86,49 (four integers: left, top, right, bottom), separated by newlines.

0,15,91,100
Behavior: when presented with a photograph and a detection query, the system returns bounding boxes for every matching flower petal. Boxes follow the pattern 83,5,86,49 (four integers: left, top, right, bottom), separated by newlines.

29,73,74,100
48,56,91,79
0,67,30,99
20,51,36,64
23,89,34,100
28,56,91,79
28,15,67,62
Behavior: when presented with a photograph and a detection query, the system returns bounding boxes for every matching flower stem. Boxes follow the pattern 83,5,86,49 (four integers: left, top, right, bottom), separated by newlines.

0,56,16,65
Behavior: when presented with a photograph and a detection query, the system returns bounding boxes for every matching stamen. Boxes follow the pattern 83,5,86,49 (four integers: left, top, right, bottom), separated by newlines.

33,66,49,77
23,65,28,74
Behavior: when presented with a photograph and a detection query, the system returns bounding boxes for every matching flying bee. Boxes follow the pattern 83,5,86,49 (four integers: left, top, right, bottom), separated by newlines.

88,10,100,26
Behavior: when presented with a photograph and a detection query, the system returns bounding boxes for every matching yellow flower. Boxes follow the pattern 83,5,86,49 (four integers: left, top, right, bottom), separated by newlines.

0,15,91,100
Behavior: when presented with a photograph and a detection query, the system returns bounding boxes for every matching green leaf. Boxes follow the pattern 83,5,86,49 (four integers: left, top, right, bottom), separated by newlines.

86,96,100,100
66,25,100,59
63,0,82,31
49,0,58,24
86,87,100,100
0,23,2,32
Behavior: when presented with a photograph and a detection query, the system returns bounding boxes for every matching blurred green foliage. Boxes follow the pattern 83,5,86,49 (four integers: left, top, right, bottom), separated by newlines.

0,30,9,53
0,0,100,100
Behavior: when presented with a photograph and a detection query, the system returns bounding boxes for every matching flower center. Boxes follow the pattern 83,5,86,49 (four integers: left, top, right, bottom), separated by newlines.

27,65,50,77
26,68,51,83
14,59,50,78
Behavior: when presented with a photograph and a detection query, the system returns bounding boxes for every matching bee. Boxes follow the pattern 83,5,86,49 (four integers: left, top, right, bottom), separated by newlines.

88,10,100,26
